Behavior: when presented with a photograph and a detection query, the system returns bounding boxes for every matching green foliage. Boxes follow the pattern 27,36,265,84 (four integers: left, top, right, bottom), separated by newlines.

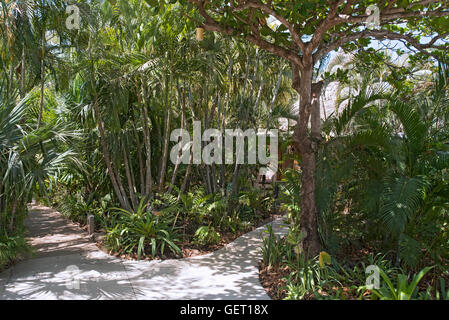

262,224,291,267
437,278,449,300
284,255,327,300
370,267,434,300
279,168,302,220
238,188,273,221
1,0,447,300
193,225,220,245
0,229,31,270
315,61,449,271
105,200,181,259
268,59,449,301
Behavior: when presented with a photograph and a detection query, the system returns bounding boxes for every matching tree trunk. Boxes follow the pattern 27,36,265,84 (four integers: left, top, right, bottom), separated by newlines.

0,183,3,230
311,81,324,140
135,125,145,195
210,164,218,194
292,60,321,258
38,28,45,129
122,146,138,211
168,82,185,194
178,158,192,202
20,47,26,99
8,198,17,232
140,80,153,198
158,72,172,192
90,81,130,211
159,107,171,192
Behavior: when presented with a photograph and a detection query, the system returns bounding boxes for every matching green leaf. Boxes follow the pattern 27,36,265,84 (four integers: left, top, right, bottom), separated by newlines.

137,236,145,260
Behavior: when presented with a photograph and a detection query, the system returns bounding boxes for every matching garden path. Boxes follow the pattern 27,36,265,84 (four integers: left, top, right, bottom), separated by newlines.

0,205,288,300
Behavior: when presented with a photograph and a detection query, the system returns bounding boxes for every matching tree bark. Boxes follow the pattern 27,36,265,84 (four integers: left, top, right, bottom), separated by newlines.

292,60,321,258
38,27,45,129
8,198,17,232
20,47,26,99
178,155,193,201
139,80,153,198
122,146,138,211
168,82,185,194
159,106,171,192
135,125,145,195
158,73,172,192
311,81,324,140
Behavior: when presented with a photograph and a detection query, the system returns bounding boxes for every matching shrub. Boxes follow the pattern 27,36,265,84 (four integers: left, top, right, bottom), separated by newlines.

105,199,181,259
369,266,434,300
262,225,290,267
0,229,31,270
193,226,220,245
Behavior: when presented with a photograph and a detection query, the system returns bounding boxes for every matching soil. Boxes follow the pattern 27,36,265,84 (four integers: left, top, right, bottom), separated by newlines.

258,261,291,300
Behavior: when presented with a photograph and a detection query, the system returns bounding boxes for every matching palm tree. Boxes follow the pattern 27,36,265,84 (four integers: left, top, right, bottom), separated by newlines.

316,60,449,269
0,82,74,232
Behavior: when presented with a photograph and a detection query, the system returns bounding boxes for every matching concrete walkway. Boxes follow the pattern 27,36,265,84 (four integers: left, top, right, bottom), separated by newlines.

0,205,288,300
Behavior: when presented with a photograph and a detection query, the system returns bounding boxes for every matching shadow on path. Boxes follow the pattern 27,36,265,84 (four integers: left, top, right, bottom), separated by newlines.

0,205,288,300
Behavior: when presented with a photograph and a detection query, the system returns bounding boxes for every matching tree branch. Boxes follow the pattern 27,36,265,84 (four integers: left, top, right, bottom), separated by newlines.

314,29,449,63
189,0,303,68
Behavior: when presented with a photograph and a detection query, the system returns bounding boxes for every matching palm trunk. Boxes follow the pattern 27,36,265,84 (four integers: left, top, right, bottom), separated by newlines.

168,82,185,194
210,164,218,193
122,146,138,211
159,107,171,192
95,109,130,211
158,74,172,192
20,47,26,99
114,165,130,210
221,94,228,195
178,155,193,201
134,125,145,195
0,183,3,230
227,162,240,215
202,95,212,194
38,28,45,129
8,198,17,232
208,96,218,193
89,70,130,210
156,117,162,178
140,80,153,197
8,59,14,99
199,166,212,194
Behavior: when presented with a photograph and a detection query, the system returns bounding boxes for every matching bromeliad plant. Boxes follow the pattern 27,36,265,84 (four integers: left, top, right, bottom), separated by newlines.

370,266,434,300
105,199,181,259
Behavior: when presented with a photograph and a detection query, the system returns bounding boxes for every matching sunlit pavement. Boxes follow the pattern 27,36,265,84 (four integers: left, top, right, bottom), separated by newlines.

0,206,288,300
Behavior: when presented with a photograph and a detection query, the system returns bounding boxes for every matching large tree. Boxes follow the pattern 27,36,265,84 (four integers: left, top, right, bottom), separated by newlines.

183,0,449,257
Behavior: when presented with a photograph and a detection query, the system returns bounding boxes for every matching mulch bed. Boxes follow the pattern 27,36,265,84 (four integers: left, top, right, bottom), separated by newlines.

258,261,291,300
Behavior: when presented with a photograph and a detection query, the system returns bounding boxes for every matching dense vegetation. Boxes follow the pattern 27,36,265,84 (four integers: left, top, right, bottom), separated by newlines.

261,59,449,299
0,0,448,299
1,0,294,264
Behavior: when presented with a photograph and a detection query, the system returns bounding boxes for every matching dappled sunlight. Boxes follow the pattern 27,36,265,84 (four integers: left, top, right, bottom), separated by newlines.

0,207,287,300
